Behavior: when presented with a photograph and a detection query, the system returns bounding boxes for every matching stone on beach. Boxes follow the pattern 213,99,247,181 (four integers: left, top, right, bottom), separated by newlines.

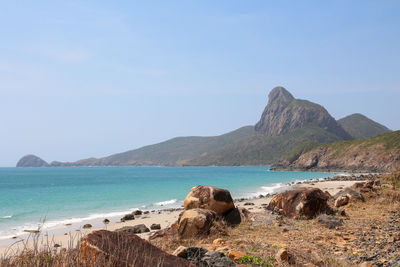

115,224,150,234
80,230,194,267
177,208,217,238
334,187,365,202
184,185,235,215
120,213,135,222
267,187,330,219
150,223,161,230
83,224,92,229
335,195,350,207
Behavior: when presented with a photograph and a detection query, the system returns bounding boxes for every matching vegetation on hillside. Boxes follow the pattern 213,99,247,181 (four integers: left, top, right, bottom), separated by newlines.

338,113,391,139
186,126,343,166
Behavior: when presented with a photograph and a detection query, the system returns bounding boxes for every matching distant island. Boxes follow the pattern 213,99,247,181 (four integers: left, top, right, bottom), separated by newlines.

17,86,397,172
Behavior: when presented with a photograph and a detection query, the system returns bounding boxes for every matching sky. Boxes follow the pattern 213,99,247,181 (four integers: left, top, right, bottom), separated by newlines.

0,1,399,166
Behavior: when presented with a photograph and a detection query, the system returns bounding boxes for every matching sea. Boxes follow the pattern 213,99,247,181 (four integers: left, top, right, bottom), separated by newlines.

0,166,336,244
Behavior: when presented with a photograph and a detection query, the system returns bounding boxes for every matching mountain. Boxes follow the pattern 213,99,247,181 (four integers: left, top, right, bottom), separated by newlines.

16,155,49,167
272,131,400,172
48,126,255,166
16,86,394,168
255,87,352,140
338,113,391,139
185,126,343,166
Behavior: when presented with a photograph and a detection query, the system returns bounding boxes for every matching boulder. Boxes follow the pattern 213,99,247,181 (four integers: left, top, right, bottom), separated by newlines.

150,223,161,230
334,195,349,207
184,185,235,215
178,208,217,238
267,187,330,219
120,214,135,222
223,207,249,226
201,251,235,267
334,187,365,202
80,230,194,267
176,247,235,267
317,214,344,229
115,224,150,234
83,224,92,229
133,210,142,216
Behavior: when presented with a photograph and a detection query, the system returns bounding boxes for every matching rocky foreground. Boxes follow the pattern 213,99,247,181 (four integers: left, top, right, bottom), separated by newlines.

2,172,400,267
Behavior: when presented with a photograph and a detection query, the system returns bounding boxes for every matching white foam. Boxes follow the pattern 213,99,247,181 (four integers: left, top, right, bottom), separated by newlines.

154,199,177,206
1,215,12,219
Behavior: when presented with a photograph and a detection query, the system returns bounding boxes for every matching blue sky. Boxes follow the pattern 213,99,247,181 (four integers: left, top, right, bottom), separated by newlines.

0,1,399,166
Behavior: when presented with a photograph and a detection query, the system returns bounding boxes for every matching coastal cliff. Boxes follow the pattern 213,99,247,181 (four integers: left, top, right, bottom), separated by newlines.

273,131,400,172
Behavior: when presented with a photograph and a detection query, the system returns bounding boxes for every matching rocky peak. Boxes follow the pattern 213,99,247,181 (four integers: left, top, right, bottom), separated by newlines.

16,154,49,167
255,87,352,139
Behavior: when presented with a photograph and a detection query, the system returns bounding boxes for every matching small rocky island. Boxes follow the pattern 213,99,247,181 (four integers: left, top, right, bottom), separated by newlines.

16,155,49,167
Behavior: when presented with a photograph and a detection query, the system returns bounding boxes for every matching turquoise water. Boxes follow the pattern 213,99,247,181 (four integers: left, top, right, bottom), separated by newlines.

0,166,334,240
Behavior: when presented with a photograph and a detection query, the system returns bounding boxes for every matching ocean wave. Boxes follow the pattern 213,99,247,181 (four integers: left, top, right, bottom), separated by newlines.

154,199,177,206
1,215,12,219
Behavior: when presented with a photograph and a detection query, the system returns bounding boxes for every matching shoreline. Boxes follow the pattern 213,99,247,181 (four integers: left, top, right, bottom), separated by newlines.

0,172,377,256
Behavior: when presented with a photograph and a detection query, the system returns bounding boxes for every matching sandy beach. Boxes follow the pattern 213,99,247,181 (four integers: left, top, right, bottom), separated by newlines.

0,179,363,257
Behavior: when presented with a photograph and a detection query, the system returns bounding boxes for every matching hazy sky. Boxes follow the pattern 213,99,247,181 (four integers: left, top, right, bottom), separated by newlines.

1,1,399,166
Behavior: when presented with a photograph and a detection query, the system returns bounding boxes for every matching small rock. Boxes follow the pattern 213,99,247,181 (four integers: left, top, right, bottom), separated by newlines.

276,248,289,261
103,219,110,224
150,223,161,230
120,214,135,222
54,244,61,248
144,211,150,214
359,262,373,267
212,238,225,246
227,250,246,261
133,210,142,216
318,214,343,229
115,224,150,234
244,202,254,206
335,195,349,207
83,224,92,229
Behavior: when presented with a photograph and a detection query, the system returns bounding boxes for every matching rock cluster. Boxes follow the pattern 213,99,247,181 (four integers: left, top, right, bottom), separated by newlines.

176,185,246,238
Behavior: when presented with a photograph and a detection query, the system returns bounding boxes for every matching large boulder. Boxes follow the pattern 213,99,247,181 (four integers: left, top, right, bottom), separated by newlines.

178,208,217,238
80,230,194,267
267,187,330,219
184,185,235,215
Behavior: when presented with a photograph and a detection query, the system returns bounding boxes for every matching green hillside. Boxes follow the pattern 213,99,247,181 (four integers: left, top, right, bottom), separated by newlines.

186,126,343,166
276,131,400,172
51,126,255,166
338,113,391,139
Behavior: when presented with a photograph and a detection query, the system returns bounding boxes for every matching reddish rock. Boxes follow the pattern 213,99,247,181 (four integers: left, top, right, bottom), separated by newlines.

80,230,194,267
267,187,330,219
184,185,235,215
178,208,217,238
